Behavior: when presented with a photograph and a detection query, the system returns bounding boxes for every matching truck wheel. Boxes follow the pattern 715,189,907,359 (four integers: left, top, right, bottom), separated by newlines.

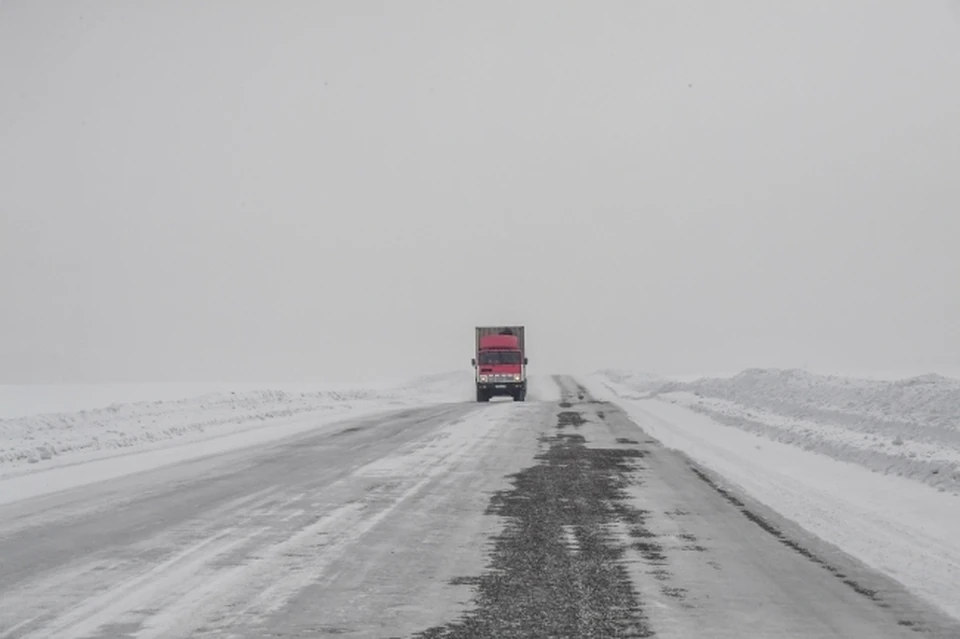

476,389,487,403
516,391,526,402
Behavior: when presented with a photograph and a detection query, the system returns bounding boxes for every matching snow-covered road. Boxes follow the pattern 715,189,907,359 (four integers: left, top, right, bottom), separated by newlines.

0,400,540,638
1,377,957,638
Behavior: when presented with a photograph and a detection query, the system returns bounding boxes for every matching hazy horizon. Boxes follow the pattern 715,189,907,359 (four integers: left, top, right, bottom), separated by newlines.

2,1,959,384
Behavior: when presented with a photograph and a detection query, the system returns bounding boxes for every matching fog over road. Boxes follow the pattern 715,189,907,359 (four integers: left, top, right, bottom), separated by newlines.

1,377,956,638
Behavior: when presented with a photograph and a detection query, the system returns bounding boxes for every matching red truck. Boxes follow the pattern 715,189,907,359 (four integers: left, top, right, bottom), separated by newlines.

472,326,528,402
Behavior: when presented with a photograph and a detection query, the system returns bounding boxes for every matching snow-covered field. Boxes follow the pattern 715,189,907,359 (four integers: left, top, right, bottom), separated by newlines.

647,369,960,494
582,369,960,622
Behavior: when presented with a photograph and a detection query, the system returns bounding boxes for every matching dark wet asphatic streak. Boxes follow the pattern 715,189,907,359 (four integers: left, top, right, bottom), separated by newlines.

410,401,653,639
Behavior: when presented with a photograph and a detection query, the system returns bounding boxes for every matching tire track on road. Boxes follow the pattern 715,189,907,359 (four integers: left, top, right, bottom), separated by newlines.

413,379,653,638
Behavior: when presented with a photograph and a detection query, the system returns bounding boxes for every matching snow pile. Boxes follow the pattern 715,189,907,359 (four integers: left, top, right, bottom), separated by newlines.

598,368,960,494
391,371,476,404
661,368,960,429
0,381,410,419
0,371,488,480
527,375,562,401
592,369,667,398
0,387,404,474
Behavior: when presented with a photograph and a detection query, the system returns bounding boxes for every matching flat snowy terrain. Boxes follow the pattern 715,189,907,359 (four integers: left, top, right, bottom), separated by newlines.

1,373,958,637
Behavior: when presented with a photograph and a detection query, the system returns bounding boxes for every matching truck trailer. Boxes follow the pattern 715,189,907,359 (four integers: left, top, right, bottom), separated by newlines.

472,326,527,402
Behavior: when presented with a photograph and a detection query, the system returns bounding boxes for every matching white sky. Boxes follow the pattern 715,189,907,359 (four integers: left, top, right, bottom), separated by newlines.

1,1,959,383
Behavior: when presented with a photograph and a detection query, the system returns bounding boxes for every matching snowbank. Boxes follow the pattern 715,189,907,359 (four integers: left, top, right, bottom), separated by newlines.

660,368,960,432
0,374,476,481
0,381,396,419
590,368,960,494
391,371,475,404
0,389,377,474
0,403,388,505
527,375,562,401
591,369,667,397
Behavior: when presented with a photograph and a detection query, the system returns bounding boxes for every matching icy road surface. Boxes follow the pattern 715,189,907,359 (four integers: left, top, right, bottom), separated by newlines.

1,378,957,638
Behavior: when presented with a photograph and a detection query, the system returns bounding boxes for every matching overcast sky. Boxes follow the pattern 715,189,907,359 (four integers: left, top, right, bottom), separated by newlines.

1,1,959,383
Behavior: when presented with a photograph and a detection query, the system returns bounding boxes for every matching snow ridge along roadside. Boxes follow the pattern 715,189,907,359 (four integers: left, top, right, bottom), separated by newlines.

0,373,479,476
0,389,393,470
594,368,960,494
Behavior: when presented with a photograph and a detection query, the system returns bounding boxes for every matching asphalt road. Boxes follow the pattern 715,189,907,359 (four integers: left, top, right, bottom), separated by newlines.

1,377,957,638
